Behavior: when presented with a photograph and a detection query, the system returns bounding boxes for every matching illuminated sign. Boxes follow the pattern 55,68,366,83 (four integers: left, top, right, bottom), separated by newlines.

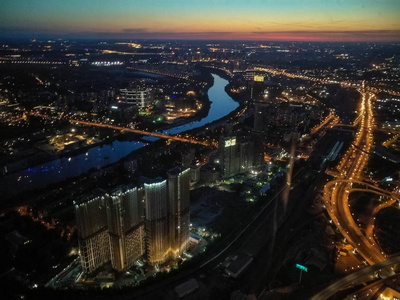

225,138,236,147
296,264,307,272
254,75,264,82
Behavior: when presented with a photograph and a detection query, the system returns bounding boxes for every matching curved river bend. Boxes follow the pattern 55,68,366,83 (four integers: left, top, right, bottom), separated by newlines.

0,74,238,195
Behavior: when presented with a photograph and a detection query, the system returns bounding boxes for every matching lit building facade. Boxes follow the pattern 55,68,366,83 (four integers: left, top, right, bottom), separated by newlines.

119,88,154,109
76,170,191,272
106,186,145,270
75,189,109,274
144,178,169,264
243,69,267,82
168,166,190,257
76,186,145,273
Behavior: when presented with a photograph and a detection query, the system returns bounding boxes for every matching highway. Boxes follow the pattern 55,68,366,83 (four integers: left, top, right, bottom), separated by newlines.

311,254,400,300
310,112,339,135
257,67,400,97
323,86,388,264
260,64,400,297
325,179,387,265
364,199,396,244
245,68,400,299
315,84,400,298
347,273,400,300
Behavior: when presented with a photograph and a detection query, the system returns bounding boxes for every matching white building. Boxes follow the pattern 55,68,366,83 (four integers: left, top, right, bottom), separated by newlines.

119,88,154,109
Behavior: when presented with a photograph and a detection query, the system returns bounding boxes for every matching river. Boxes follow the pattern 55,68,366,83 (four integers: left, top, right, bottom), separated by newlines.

0,74,238,196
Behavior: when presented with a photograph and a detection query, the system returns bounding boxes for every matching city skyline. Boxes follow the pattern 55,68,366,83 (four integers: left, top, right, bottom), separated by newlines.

0,37,399,298
1,1,400,297
1,0,400,41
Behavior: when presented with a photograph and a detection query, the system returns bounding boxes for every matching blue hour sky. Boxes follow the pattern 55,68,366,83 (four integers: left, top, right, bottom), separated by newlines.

1,0,399,41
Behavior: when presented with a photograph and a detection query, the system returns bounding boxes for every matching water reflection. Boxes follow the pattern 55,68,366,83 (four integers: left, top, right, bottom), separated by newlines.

0,74,237,195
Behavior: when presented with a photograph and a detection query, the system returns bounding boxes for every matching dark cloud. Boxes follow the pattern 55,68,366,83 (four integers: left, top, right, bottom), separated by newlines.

247,30,400,41
1,27,398,42
66,31,235,39
252,30,400,35
176,32,234,35
121,28,148,33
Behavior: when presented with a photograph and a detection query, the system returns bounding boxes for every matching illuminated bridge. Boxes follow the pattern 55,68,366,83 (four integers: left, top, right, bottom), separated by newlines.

71,119,214,146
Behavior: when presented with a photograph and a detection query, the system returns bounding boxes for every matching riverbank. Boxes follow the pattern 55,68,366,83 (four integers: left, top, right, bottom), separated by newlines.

179,68,248,135
0,72,239,201
152,67,215,132
0,139,105,177
0,70,214,177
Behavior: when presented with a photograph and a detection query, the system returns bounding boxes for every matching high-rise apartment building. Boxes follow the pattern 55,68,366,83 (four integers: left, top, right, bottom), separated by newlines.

238,137,254,172
254,101,271,134
75,189,109,274
167,166,190,257
144,178,169,265
76,169,191,272
219,135,240,177
106,186,145,270
254,101,302,135
76,186,145,273
218,134,261,178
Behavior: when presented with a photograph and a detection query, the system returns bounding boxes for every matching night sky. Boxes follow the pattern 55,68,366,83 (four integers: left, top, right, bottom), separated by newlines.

1,0,400,41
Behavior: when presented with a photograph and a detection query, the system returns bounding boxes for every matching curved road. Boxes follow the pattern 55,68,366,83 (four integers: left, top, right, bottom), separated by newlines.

318,86,400,298
312,254,400,300
323,88,389,265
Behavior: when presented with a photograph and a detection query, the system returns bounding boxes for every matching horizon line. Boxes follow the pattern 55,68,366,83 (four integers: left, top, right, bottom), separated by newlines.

1,29,399,43
1,37,400,43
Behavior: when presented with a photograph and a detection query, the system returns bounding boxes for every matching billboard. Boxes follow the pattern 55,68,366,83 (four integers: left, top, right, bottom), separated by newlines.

254,75,264,82
225,138,236,147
